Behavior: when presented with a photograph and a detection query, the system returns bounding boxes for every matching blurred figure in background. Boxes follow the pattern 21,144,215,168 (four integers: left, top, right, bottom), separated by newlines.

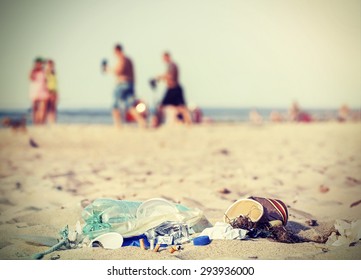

288,101,312,123
45,59,58,123
288,101,300,122
269,111,284,122
338,104,351,122
104,44,146,128
156,52,192,125
190,106,203,123
249,109,263,124
29,57,49,124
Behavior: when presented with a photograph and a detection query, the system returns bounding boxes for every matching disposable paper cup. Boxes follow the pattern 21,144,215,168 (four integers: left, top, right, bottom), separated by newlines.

223,198,264,223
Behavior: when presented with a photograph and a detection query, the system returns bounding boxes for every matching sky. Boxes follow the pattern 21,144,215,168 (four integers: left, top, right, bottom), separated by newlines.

0,0,360,110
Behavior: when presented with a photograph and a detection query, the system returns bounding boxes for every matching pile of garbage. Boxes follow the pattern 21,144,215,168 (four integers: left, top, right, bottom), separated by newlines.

21,198,210,258
81,197,206,251
19,196,361,259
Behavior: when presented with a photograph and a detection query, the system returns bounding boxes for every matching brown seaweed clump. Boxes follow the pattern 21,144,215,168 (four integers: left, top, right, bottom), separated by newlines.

229,215,305,244
269,226,304,243
229,215,257,230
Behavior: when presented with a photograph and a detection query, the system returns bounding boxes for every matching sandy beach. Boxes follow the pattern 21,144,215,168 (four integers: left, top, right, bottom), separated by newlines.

0,122,360,260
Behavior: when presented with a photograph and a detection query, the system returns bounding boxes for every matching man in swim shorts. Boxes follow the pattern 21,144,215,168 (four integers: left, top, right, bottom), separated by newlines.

106,44,146,128
157,52,192,125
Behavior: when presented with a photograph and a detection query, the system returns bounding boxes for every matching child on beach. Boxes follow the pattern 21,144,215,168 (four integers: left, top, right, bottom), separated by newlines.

29,57,49,124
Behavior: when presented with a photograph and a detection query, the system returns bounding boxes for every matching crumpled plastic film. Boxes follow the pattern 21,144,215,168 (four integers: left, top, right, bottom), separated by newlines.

199,222,248,240
326,219,361,246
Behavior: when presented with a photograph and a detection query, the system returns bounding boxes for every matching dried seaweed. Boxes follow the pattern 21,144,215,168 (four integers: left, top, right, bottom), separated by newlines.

229,215,305,243
269,226,304,243
229,215,257,230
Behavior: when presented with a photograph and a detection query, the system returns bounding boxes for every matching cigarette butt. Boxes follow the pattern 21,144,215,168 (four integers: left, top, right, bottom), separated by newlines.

269,220,282,227
169,246,177,253
139,238,146,250
153,243,161,252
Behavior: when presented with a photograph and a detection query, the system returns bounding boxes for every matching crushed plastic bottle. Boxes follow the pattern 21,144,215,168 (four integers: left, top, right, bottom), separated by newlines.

82,199,140,238
82,198,204,239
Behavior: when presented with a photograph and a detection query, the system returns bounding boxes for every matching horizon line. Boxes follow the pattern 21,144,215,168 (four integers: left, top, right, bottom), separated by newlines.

0,105,359,112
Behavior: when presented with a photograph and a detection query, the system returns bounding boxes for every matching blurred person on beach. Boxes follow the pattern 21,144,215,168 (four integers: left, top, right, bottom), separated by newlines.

249,109,263,124
338,104,351,122
288,101,300,122
45,59,58,123
190,106,203,123
104,44,146,128
156,52,192,125
269,111,284,122
29,57,49,125
288,101,312,123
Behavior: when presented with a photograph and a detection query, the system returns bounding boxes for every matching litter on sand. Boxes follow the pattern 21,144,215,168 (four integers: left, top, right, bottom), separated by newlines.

224,196,303,243
16,196,361,259
199,222,248,240
18,197,207,258
82,197,204,238
326,219,361,246
88,232,124,249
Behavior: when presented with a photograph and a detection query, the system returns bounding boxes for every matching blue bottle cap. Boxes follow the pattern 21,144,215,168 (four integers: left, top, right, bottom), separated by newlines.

193,235,211,246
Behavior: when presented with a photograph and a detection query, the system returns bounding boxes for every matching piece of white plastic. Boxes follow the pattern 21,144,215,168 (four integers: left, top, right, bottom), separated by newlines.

327,219,361,246
199,222,248,240
89,232,123,249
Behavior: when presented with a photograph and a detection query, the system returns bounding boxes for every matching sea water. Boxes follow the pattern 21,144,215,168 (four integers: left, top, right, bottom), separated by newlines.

0,107,341,125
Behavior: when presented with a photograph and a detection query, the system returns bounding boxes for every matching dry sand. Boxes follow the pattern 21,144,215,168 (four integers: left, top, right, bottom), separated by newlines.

0,122,360,260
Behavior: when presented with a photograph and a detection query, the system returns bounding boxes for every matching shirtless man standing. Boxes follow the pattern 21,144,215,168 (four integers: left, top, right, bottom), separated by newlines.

106,44,146,128
157,52,192,125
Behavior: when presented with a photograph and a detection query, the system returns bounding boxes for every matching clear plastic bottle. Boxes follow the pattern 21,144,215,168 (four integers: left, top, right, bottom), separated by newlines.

82,198,204,239
82,199,141,238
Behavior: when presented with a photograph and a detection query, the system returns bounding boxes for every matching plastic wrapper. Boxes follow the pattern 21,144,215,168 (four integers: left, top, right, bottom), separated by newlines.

146,221,191,246
199,222,248,240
